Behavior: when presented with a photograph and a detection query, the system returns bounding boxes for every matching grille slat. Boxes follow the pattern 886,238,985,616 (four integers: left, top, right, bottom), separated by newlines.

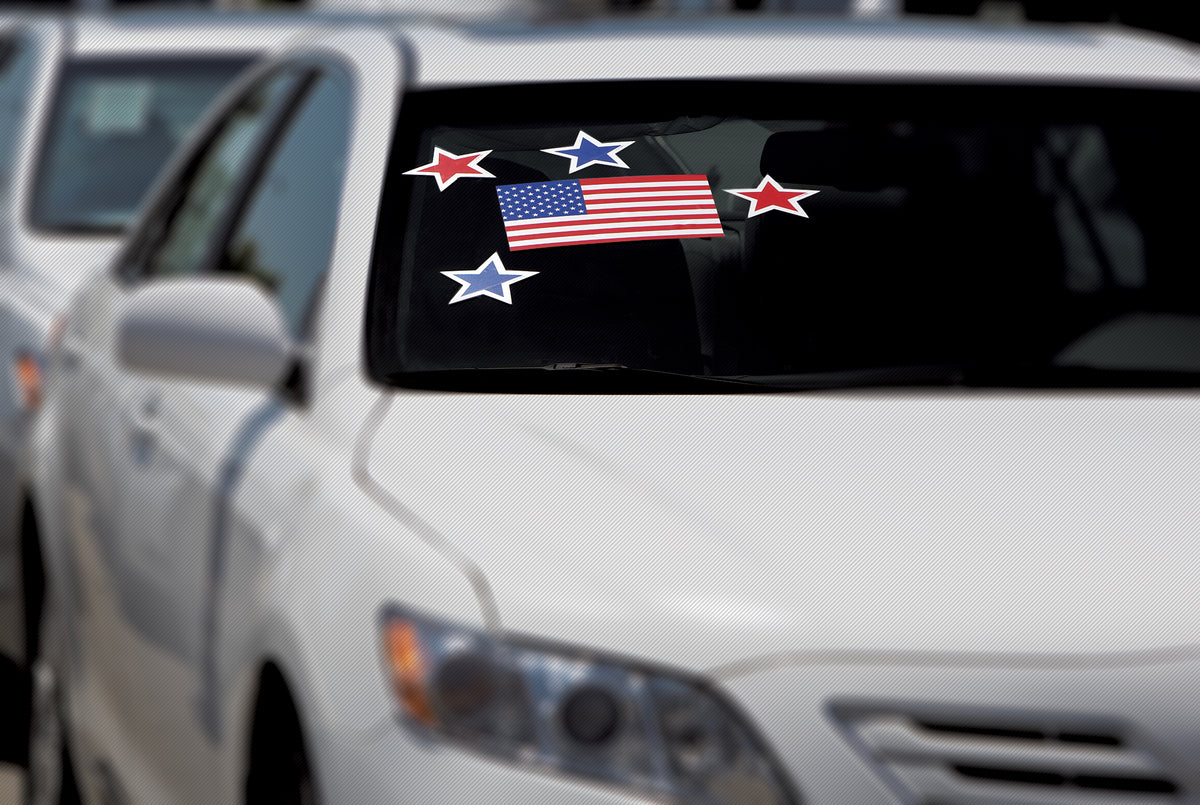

835,706,1187,803
955,764,1179,794
858,715,1164,777
921,721,1046,741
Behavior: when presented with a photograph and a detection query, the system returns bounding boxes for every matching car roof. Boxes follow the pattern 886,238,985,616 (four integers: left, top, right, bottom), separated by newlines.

66,12,328,59
390,16,1200,89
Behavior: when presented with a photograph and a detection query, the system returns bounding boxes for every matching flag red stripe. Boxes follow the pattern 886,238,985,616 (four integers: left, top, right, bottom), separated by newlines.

506,213,720,232
581,186,715,196
582,202,717,210
578,174,710,186
505,210,718,227
508,223,722,242
584,195,716,205
506,205,718,222
506,217,720,232
509,230,722,251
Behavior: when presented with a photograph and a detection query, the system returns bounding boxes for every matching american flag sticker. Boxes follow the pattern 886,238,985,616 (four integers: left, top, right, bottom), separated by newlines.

495,175,724,251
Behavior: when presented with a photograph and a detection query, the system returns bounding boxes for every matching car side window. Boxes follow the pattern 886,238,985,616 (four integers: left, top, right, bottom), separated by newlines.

140,68,304,279
0,32,36,200
219,69,354,338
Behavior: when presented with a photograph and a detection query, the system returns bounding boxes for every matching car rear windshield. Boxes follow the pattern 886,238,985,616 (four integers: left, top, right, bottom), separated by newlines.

368,81,1200,393
30,55,250,233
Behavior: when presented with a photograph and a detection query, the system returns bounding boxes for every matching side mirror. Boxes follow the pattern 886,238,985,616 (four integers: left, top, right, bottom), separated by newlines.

118,277,294,389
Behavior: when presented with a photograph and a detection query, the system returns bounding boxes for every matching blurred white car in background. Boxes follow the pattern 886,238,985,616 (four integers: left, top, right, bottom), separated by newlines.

306,0,901,16
0,9,320,763
24,13,1200,805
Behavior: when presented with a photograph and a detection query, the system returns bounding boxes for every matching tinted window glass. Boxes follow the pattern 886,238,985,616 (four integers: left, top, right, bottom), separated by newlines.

221,72,353,337
144,69,301,279
0,33,37,201
31,56,250,233
369,82,1200,392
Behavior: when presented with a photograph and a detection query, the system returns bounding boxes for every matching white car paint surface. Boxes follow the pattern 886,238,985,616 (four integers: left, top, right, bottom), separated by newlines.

25,14,1200,805
361,392,1200,664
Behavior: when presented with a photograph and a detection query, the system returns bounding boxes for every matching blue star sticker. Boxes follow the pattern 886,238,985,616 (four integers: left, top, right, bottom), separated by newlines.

542,130,634,173
442,253,538,305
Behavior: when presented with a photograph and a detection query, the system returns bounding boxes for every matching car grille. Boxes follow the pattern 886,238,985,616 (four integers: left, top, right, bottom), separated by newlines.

831,702,1195,803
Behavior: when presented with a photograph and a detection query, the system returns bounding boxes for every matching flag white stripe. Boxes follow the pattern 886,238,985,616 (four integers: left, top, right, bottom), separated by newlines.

580,181,711,191
511,227,724,247
505,210,719,226
582,190,714,200
582,199,719,210
506,217,721,236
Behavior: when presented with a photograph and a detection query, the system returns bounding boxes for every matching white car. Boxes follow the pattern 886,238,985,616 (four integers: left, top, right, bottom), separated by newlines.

26,15,1200,805
0,11,324,728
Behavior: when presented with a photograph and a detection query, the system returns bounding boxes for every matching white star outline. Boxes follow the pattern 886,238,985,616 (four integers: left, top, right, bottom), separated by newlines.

403,147,496,191
541,130,634,173
441,253,539,305
725,175,820,218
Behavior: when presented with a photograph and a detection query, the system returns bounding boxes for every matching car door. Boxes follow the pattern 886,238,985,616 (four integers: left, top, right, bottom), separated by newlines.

94,61,355,802
52,64,312,801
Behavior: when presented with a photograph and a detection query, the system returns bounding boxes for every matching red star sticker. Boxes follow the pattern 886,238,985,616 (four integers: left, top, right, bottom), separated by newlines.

725,175,819,218
403,147,495,191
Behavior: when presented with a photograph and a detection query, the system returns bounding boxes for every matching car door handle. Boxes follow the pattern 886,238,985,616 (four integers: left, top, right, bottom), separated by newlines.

128,413,159,439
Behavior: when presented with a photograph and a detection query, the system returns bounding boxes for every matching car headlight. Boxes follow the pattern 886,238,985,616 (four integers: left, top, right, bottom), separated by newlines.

379,606,799,804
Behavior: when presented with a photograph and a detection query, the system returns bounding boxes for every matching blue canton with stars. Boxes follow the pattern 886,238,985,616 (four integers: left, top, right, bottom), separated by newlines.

496,181,586,222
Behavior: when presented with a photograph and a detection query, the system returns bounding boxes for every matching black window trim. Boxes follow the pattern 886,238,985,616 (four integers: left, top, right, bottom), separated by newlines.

208,56,356,344
118,55,358,406
196,70,320,284
211,59,357,405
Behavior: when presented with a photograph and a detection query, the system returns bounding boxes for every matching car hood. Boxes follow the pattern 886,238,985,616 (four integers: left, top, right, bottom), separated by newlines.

365,390,1200,671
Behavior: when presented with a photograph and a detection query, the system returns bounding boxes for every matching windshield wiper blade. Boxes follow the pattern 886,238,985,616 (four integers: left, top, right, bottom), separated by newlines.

536,362,765,385
725,364,974,391
388,363,771,393
741,363,1200,390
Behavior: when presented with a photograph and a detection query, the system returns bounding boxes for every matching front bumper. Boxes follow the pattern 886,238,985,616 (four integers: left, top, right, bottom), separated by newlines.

320,718,657,805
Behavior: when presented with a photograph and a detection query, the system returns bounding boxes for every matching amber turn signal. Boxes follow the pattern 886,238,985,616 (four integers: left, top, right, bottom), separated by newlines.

14,352,42,412
383,619,438,726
